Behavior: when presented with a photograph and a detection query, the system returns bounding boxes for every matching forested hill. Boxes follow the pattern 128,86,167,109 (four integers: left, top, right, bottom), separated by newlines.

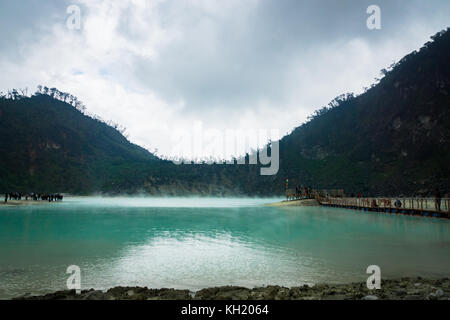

274,28,450,196
1,28,449,196
0,94,158,193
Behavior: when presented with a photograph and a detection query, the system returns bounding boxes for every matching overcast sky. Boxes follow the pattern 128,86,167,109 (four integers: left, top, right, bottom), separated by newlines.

1,0,449,158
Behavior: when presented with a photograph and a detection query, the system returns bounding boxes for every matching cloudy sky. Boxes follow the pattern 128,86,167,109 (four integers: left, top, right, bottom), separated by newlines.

0,0,449,158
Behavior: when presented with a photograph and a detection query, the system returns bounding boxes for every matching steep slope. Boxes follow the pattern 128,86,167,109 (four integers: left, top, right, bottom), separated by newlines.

0,94,157,193
274,28,450,195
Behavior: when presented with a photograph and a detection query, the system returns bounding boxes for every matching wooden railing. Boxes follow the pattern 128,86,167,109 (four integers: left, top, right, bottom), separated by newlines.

319,197,450,213
286,188,314,201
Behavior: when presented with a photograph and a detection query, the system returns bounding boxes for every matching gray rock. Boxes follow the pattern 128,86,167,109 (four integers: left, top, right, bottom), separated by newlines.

428,293,437,300
393,289,407,296
82,290,105,300
435,289,444,298
362,295,379,300
404,295,422,300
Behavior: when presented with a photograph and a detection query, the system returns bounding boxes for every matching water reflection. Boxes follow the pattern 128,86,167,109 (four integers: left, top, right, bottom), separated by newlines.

0,198,449,299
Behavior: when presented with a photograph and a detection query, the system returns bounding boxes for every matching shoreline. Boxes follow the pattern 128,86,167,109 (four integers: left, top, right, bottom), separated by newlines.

12,277,449,300
0,200,57,207
265,198,319,207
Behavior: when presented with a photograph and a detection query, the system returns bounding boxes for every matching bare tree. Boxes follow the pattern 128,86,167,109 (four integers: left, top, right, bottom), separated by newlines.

19,88,28,97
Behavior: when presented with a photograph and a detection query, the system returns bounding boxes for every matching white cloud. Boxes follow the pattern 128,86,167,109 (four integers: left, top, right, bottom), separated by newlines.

0,0,448,158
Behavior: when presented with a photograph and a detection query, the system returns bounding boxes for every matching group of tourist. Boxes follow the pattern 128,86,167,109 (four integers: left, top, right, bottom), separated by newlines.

3,192,63,203
295,186,313,199
368,198,401,208
366,188,444,211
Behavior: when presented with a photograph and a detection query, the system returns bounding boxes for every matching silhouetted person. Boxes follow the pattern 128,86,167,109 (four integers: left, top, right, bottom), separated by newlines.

371,199,378,208
435,188,441,212
4,194,7,203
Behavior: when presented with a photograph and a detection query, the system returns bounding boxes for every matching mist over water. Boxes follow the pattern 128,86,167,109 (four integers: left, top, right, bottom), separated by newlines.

0,197,449,299
62,196,281,208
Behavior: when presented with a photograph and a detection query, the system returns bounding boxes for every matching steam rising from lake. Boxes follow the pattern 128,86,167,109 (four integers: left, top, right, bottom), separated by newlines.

63,196,282,208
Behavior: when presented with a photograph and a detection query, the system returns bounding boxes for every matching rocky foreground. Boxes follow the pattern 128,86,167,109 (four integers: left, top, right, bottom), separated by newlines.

13,278,449,300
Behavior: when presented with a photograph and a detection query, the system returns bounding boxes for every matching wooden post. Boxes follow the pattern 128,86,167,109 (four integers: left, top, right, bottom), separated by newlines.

285,178,289,201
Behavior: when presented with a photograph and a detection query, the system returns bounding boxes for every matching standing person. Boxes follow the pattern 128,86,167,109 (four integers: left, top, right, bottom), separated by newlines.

371,199,378,208
435,188,441,212
4,193,7,203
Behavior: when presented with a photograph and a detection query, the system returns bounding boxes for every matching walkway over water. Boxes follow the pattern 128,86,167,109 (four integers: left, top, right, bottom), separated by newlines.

285,185,449,219
318,197,450,219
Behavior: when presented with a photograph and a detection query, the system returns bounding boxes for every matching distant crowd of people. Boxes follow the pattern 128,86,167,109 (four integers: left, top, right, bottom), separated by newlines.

367,188,443,211
295,186,313,199
3,192,63,203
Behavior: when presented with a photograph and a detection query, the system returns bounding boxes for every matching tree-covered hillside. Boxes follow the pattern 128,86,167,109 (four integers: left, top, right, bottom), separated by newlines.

275,28,450,195
1,28,449,196
0,94,157,193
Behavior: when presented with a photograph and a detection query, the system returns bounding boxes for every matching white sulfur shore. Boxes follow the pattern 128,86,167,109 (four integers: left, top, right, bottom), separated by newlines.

265,199,319,207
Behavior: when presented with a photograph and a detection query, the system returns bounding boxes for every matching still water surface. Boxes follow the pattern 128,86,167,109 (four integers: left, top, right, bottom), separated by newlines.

0,197,449,299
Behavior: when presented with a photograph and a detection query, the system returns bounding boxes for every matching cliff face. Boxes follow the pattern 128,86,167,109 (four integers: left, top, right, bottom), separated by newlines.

0,95,157,193
1,29,449,196
273,28,450,196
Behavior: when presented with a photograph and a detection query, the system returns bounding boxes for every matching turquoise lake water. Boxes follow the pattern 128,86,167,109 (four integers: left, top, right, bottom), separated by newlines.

0,197,449,299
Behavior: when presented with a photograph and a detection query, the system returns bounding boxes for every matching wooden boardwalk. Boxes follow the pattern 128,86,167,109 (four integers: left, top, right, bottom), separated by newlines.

318,197,450,219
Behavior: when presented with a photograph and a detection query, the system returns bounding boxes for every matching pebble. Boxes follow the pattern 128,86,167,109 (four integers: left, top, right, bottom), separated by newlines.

435,289,444,297
82,290,104,300
362,295,379,300
428,293,437,300
404,295,422,300
394,289,407,295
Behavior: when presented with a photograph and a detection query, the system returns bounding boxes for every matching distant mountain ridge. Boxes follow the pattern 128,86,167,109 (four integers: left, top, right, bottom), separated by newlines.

1,28,449,196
